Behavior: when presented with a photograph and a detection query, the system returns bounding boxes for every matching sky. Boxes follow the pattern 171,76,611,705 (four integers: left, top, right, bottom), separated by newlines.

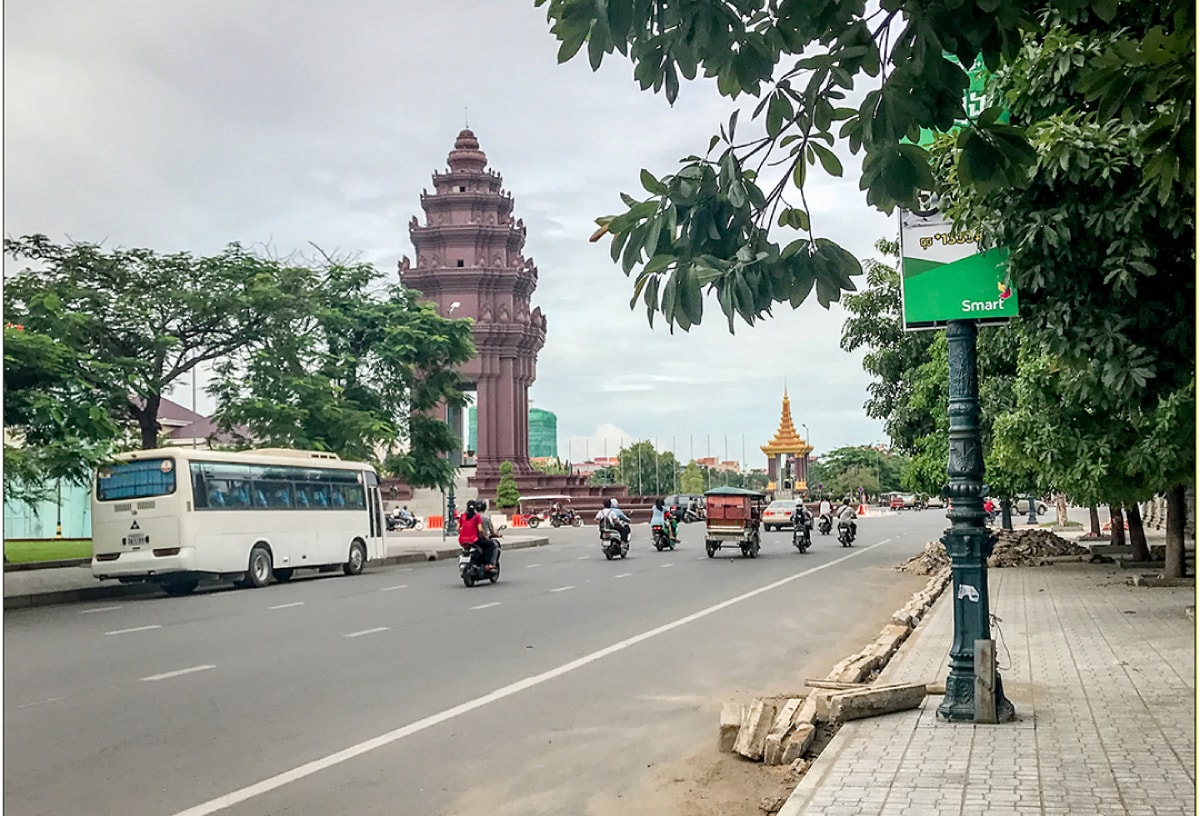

4,1,895,468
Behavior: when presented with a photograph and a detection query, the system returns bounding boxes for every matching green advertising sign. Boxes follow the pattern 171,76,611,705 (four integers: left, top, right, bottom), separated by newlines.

901,55,1016,331
900,208,1016,329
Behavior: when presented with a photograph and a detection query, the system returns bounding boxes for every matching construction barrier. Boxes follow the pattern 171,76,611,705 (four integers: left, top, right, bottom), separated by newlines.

510,514,527,528
426,515,444,530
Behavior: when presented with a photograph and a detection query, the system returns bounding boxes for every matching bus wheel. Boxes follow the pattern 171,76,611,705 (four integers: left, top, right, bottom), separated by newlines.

161,577,199,597
272,568,294,582
343,540,367,576
246,545,273,588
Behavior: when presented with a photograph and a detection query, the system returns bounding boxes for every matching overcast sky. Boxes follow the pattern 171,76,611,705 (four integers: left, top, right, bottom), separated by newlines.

5,1,896,467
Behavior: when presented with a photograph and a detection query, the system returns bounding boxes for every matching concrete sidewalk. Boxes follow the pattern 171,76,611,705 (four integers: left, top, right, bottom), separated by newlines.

2,532,551,609
780,560,1196,816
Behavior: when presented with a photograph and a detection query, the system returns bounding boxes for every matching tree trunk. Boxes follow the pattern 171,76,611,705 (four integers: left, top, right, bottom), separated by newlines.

1088,505,1102,536
1055,493,1069,527
1164,484,1187,579
1000,498,1013,530
1107,504,1126,547
1125,502,1150,562
131,394,162,450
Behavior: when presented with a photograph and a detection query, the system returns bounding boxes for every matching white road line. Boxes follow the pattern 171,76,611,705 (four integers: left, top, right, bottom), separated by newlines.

525,563,543,568
614,573,633,579
576,555,590,560
11,696,66,710
79,606,122,614
104,625,161,636
380,585,409,592
660,563,675,568
397,568,414,572
141,664,216,682
343,627,390,638
877,538,892,545
269,602,305,610
550,586,575,593
470,602,501,611
167,539,891,816
695,556,707,560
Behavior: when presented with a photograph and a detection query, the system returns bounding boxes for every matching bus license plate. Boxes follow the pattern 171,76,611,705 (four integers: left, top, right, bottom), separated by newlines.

127,533,148,547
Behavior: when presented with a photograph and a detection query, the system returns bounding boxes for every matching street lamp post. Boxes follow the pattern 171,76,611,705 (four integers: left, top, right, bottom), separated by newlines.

1026,493,1038,525
938,320,1014,722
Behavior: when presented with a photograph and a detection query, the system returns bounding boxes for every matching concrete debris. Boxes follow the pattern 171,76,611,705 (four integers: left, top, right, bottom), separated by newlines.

779,722,815,764
896,541,951,575
719,702,747,753
762,698,805,765
824,682,928,723
734,698,779,760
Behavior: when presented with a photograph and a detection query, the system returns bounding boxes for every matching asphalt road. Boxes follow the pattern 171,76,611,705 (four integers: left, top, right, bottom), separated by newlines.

4,510,952,816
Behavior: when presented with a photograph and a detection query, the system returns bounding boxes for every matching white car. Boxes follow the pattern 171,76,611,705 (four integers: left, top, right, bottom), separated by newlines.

762,500,797,531
1014,498,1050,515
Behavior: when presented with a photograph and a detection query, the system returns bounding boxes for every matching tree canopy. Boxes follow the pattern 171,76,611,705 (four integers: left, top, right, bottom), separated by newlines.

536,0,1189,334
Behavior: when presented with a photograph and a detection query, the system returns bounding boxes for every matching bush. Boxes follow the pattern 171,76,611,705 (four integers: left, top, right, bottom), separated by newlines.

496,460,520,508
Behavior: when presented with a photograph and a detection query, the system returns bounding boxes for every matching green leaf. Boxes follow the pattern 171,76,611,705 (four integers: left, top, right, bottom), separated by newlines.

640,169,667,195
811,142,844,177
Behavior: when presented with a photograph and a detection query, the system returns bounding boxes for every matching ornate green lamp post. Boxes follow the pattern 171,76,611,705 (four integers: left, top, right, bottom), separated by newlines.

1026,493,1038,525
938,320,1015,722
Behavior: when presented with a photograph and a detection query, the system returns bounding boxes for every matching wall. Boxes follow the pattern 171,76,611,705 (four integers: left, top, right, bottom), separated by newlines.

4,482,92,539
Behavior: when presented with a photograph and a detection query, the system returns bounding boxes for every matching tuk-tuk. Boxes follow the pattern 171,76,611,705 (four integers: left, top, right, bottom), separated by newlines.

517,495,581,529
703,486,768,558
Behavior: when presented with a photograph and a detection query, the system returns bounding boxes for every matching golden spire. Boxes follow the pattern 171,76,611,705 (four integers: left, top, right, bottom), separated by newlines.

761,387,812,456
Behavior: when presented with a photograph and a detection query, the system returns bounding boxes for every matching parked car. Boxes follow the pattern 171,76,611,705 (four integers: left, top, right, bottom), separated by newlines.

889,495,906,511
1014,498,1050,515
922,495,945,509
762,499,797,531
664,494,705,522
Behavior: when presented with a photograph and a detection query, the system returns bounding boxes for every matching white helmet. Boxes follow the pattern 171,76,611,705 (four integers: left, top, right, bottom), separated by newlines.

611,498,620,508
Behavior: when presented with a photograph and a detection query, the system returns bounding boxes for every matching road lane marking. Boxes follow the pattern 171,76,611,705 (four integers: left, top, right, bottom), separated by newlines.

269,602,305,610
11,696,67,710
167,538,893,816
525,563,543,568
105,625,161,636
397,568,414,572
615,573,633,578
877,538,892,545
79,606,122,614
380,585,409,592
660,564,675,568
576,556,590,560
141,665,216,682
550,586,575,593
470,602,501,610
344,627,389,638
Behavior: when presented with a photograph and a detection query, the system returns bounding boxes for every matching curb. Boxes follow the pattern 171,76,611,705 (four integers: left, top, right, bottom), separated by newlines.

4,558,92,572
3,536,552,610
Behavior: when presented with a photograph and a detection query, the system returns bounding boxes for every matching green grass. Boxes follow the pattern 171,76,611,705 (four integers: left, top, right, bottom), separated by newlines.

4,539,93,563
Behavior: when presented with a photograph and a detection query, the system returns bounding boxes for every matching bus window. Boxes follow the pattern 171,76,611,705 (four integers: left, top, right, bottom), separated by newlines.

97,458,177,501
191,464,209,509
311,485,330,508
259,481,292,508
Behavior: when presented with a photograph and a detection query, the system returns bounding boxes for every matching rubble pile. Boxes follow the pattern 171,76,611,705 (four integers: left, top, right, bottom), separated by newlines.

896,541,950,575
897,529,1088,573
989,528,1088,567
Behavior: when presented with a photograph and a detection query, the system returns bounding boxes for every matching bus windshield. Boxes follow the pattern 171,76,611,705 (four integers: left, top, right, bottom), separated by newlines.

96,458,178,501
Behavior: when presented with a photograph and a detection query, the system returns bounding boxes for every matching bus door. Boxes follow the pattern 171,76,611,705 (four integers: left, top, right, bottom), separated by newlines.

363,470,385,558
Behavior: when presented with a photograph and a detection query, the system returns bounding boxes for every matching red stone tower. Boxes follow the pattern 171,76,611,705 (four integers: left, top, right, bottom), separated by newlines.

399,129,546,485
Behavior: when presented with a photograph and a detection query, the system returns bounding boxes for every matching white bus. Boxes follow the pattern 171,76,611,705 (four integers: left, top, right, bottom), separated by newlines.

91,447,387,596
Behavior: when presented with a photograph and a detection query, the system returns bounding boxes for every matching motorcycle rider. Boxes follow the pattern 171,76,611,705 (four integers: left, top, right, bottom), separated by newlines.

475,499,501,570
458,501,496,572
651,498,680,543
836,498,858,540
794,499,814,542
595,498,632,543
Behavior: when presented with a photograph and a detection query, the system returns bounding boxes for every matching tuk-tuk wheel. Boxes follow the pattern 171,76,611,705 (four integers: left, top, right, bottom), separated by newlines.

528,517,540,528
572,517,583,527
705,542,716,558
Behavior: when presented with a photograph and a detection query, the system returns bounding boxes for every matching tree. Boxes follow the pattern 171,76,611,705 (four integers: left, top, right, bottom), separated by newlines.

495,461,521,508
535,0,1179,333
680,461,705,494
210,256,474,489
4,236,311,450
614,440,683,495
3,323,121,502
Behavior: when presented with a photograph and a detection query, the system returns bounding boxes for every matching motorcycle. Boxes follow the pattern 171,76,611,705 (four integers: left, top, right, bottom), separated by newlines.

792,519,812,553
817,514,833,536
387,514,423,532
599,524,629,560
837,519,856,547
458,540,500,587
651,523,676,551
549,509,583,528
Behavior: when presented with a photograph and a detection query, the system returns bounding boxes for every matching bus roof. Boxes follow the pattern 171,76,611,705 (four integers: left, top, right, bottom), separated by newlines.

105,448,373,471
